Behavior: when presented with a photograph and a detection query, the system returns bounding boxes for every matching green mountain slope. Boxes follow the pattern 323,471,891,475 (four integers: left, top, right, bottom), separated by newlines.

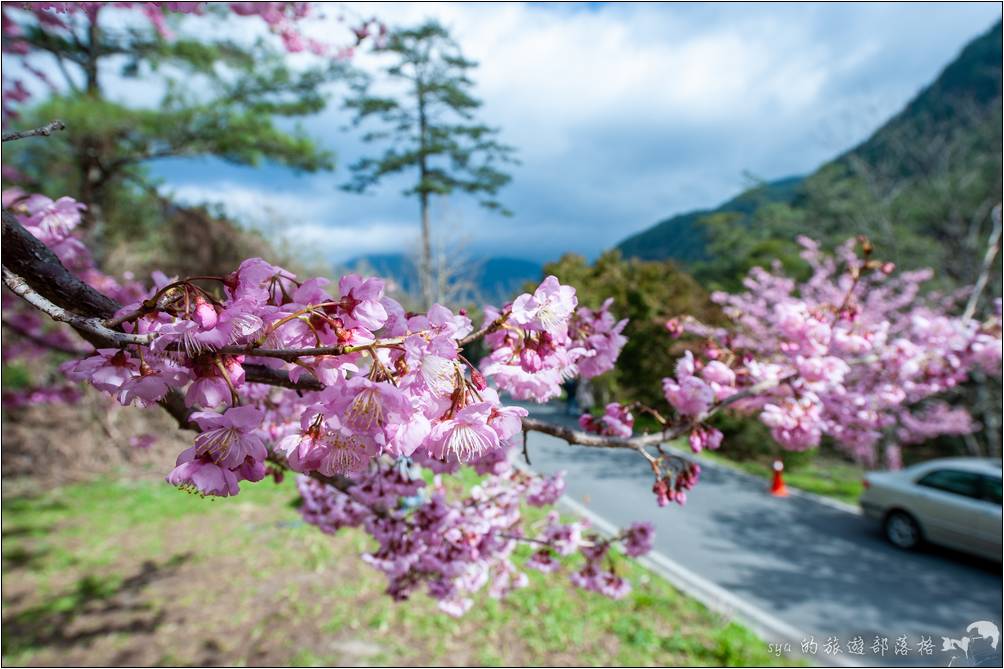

616,176,803,263
617,21,1003,292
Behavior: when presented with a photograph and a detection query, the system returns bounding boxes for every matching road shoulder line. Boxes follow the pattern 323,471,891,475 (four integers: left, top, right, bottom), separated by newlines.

555,494,863,668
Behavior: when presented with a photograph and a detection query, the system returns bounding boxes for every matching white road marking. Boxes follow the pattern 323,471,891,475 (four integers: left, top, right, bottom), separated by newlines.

555,493,864,668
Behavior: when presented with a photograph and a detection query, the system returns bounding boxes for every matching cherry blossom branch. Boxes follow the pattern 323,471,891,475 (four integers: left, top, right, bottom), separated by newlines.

2,120,65,142
3,200,784,463
244,364,323,391
522,375,788,452
215,339,407,361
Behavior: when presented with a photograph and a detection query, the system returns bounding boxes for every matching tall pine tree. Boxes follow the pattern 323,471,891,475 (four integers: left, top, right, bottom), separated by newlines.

343,20,516,307
2,3,360,255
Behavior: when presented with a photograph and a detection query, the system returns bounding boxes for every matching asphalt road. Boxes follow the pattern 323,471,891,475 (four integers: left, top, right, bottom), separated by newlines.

524,403,1003,668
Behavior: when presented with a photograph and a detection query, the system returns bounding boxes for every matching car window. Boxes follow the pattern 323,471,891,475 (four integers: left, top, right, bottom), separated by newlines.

916,469,983,500
983,476,1003,505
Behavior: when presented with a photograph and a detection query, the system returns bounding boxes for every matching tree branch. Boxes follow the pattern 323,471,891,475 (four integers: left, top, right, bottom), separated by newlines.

2,210,121,319
3,203,790,463
1,316,91,355
215,339,406,361
2,267,153,346
244,364,323,391
2,120,66,142
458,311,508,347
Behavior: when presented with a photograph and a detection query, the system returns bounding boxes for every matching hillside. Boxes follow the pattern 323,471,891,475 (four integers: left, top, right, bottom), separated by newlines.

616,176,803,263
616,21,1003,289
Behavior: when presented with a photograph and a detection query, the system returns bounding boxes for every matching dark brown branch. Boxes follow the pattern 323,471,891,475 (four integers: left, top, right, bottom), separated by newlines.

2,210,120,319
158,389,198,431
2,120,66,142
3,267,153,345
216,338,406,362
266,454,357,496
244,364,324,391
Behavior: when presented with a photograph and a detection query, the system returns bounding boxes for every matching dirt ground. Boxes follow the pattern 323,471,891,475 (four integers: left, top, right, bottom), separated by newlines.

2,391,189,490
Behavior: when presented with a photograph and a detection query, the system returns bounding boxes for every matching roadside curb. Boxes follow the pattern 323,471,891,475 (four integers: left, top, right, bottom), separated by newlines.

554,494,864,669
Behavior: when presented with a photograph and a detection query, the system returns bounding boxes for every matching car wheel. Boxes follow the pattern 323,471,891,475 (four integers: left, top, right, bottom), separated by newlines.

884,510,921,550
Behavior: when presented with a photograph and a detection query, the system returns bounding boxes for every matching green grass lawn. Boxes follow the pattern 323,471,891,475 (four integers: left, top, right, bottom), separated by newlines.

697,451,865,506
1,476,804,667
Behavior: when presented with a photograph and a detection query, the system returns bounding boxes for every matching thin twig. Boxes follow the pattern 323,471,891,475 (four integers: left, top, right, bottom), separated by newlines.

2,120,66,142
1,316,91,355
521,375,788,451
2,266,153,346
458,311,509,347
215,337,408,361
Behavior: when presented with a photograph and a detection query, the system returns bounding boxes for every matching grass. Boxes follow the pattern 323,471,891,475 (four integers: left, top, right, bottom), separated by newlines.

698,451,865,506
1,476,805,667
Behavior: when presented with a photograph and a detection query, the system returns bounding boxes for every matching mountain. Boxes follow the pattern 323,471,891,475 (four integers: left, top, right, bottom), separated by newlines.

616,21,1003,288
340,254,543,303
616,175,803,263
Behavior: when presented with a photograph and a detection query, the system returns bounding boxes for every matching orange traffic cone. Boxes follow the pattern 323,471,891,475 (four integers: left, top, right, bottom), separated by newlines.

770,460,789,497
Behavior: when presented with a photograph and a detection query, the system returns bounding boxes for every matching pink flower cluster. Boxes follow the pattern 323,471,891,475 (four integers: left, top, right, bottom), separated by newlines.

579,402,634,439
480,278,629,402
662,351,736,418
652,459,701,506
4,191,621,506
671,236,1002,464
297,460,647,614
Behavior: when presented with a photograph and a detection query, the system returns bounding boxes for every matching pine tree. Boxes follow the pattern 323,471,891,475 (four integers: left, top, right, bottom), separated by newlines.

2,4,349,248
343,20,516,307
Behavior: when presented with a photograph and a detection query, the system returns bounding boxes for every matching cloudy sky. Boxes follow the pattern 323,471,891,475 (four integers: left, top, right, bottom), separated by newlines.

147,2,1002,265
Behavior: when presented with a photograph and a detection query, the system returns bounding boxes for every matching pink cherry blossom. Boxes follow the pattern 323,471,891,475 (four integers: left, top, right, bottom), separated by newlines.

191,405,266,469
510,275,578,336
167,447,240,497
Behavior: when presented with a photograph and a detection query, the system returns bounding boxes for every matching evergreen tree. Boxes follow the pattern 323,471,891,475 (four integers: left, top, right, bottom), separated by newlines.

1,3,355,252
342,20,516,307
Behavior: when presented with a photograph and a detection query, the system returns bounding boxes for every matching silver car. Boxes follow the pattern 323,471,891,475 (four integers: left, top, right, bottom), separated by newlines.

860,457,1002,561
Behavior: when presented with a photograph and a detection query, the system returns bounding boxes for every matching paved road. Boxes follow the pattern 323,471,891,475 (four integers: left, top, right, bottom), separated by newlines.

524,403,1003,668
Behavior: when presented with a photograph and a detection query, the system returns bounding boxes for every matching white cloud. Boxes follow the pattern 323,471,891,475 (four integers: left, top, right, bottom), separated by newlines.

162,180,420,262
139,2,1001,263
